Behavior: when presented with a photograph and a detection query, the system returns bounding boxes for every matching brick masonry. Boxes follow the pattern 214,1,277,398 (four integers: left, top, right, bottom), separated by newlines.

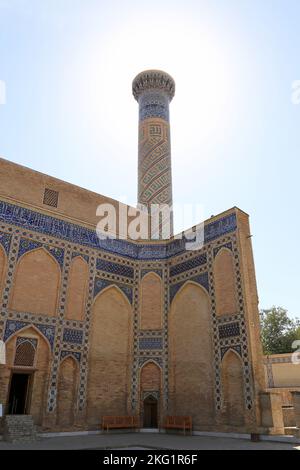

0,70,266,435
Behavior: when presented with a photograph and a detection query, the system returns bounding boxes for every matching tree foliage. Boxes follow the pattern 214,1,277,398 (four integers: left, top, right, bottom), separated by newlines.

260,307,300,355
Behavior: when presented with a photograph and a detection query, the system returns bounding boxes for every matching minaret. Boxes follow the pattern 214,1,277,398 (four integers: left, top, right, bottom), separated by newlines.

132,70,175,237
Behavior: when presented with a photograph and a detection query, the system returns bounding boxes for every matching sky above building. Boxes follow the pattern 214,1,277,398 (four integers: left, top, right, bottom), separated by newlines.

0,0,299,317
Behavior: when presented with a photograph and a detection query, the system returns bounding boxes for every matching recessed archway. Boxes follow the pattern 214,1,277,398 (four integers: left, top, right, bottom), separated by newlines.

221,349,245,426
87,285,132,427
214,248,238,316
10,247,61,316
3,326,51,425
140,272,163,330
169,281,214,427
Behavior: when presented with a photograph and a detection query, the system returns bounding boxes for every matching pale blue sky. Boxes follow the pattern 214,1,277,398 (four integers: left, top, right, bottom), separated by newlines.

0,0,299,317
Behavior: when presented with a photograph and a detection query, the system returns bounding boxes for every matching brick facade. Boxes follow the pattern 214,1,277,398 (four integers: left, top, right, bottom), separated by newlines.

0,70,269,435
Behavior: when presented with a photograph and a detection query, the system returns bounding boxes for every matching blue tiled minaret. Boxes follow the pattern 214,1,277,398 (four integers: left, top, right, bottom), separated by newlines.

133,70,175,237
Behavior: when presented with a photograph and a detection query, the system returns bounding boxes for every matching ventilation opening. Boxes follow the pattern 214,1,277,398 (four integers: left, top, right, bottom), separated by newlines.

43,188,59,208
14,338,37,367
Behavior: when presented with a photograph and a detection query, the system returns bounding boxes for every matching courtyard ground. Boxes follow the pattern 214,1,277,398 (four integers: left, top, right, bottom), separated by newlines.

0,432,299,450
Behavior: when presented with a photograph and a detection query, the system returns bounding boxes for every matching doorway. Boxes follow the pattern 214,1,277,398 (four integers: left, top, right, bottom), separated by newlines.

143,396,158,428
8,373,32,415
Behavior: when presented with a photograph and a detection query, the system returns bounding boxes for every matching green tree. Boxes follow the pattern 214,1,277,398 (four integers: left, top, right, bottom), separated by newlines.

260,307,300,355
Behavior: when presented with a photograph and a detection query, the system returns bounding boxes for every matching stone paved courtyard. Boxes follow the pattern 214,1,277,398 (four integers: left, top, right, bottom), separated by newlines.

0,433,299,450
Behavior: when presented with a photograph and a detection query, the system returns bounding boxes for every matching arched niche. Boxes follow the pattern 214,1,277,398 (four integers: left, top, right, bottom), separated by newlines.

2,326,51,425
169,281,214,427
56,356,79,429
140,361,161,428
140,361,161,393
10,247,60,316
221,349,245,426
214,248,238,316
140,272,162,330
87,286,132,427
65,256,88,321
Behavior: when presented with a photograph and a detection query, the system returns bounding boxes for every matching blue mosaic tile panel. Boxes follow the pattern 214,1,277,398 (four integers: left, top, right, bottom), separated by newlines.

213,242,233,258
219,322,240,339
221,345,242,359
170,272,209,303
0,231,12,254
170,254,207,277
18,238,42,258
139,337,163,350
61,350,81,362
204,214,237,243
94,277,133,304
3,320,56,349
63,328,83,345
139,91,169,122
46,245,64,267
0,200,237,260
96,258,134,279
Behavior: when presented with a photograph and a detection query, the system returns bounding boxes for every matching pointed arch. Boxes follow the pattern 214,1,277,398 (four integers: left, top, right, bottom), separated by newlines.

57,356,79,429
4,323,53,353
140,361,161,392
140,358,163,371
66,256,88,321
140,361,162,427
221,349,245,426
222,347,242,362
171,279,210,305
60,353,80,364
87,285,132,426
3,326,51,425
169,282,214,427
93,283,132,308
10,247,60,316
140,271,163,330
214,247,238,316
14,339,36,367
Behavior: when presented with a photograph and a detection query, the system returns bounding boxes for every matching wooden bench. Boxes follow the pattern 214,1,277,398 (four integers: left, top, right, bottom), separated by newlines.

102,416,140,432
162,416,192,435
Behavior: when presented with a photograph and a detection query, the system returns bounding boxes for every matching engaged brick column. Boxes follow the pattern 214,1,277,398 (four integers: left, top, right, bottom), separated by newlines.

259,391,285,435
291,391,300,437
132,70,175,237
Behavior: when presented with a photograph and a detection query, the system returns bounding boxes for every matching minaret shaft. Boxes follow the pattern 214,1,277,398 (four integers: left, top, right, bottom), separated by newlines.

133,70,175,237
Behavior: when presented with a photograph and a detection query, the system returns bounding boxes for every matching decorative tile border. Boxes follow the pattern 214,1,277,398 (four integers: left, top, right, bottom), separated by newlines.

169,253,207,277
0,198,256,423
0,200,237,260
0,231,11,254
96,258,134,279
